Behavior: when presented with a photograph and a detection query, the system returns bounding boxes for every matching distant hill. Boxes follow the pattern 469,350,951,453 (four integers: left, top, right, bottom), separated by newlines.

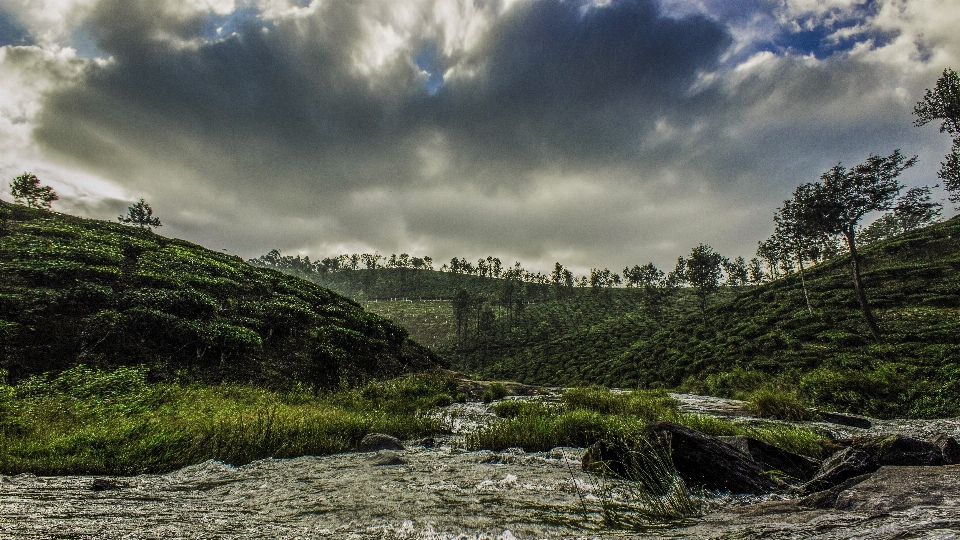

466,216,960,418
370,217,959,418
0,201,437,387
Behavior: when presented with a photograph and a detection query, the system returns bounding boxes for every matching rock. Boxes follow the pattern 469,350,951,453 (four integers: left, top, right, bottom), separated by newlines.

644,422,775,494
359,433,405,452
816,411,872,429
718,436,820,483
802,447,877,494
798,473,873,509
91,478,122,491
417,437,439,449
582,440,632,478
931,433,960,465
853,434,945,466
370,451,407,466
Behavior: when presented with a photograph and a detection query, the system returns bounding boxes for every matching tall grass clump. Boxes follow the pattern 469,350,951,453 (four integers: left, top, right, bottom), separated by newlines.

0,366,457,475
745,387,817,421
563,387,679,420
588,437,705,528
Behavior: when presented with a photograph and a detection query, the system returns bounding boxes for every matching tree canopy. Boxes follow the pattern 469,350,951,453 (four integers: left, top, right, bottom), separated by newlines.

119,199,162,230
10,173,58,210
914,67,960,202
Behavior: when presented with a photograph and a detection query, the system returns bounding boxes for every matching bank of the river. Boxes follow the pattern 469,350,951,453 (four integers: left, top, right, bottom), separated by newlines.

3,393,959,539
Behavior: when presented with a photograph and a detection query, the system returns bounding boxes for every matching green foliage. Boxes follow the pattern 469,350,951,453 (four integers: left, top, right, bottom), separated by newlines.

914,67,960,201
0,368,455,475
9,172,58,210
481,382,510,403
118,199,162,230
0,200,438,388
744,387,816,421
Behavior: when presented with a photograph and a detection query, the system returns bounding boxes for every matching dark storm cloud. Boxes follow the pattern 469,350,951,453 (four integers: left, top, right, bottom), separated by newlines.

26,0,953,271
35,0,731,199
431,0,732,169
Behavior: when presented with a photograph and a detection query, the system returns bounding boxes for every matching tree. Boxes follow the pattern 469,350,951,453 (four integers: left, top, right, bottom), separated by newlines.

723,256,749,287
118,199,162,230
684,244,726,321
768,185,834,315
914,68,960,202
794,150,917,341
747,257,765,285
10,172,58,210
858,186,942,246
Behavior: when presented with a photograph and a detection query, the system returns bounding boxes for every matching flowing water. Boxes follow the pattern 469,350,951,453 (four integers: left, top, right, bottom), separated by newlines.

2,393,959,539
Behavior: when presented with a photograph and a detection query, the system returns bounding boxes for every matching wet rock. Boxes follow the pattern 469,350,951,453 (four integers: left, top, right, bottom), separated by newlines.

718,436,820,483
798,473,873,509
817,411,872,429
854,434,945,466
582,440,631,478
359,433,405,452
91,479,122,491
417,437,439,449
644,422,776,494
677,465,960,539
931,433,960,465
370,451,408,466
802,447,877,494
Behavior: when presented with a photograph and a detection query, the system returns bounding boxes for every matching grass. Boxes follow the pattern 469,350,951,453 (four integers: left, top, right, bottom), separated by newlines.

468,387,826,460
0,366,456,475
589,437,706,528
744,387,817,421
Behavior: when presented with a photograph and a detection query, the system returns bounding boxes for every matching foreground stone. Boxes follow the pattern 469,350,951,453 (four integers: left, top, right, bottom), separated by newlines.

801,434,955,494
358,433,405,452
676,465,960,539
644,422,775,494
718,435,820,483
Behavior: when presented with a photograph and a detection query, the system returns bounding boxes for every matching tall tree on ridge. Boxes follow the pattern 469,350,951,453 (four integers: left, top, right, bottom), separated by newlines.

914,68,960,203
794,149,917,341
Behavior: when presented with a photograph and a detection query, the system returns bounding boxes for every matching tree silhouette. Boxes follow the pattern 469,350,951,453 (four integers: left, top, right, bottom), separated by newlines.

914,68,960,202
10,172,58,210
685,244,726,322
793,150,917,341
118,199,162,230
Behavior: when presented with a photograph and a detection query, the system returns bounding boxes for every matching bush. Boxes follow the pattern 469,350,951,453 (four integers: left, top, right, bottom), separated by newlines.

745,387,816,421
481,382,510,403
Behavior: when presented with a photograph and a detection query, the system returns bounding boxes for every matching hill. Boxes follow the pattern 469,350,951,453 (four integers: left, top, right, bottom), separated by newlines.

0,201,437,387
465,216,960,418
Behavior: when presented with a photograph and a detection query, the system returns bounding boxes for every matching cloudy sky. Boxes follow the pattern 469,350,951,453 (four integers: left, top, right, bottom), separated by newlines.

1,0,958,274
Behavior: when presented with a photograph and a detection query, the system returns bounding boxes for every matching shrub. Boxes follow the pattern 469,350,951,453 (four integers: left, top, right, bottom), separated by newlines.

481,382,510,403
745,387,816,421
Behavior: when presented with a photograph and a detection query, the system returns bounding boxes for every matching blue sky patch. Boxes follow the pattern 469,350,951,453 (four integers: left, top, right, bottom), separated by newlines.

201,7,263,41
0,9,31,47
415,45,445,95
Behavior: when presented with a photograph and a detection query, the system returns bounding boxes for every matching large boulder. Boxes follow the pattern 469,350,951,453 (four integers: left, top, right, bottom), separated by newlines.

718,435,820,483
801,447,877,494
932,433,960,465
643,422,776,494
802,434,949,494
855,435,945,467
359,433,405,452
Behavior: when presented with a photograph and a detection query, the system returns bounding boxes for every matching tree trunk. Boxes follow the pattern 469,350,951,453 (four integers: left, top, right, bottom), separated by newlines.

795,248,813,316
844,229,881,342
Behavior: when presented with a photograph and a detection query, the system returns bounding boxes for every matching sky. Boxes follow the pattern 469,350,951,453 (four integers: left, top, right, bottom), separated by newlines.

1,0,958,275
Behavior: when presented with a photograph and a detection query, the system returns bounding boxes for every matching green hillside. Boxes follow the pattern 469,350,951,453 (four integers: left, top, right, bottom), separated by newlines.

464,216,960,418
0,201,437,387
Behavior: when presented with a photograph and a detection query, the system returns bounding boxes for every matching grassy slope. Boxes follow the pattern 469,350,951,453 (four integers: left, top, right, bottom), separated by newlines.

0,202,437,387
620,216,960,417
368,218,959,417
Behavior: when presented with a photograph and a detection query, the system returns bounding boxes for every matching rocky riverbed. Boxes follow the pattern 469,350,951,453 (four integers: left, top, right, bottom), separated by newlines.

2,393,959,539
